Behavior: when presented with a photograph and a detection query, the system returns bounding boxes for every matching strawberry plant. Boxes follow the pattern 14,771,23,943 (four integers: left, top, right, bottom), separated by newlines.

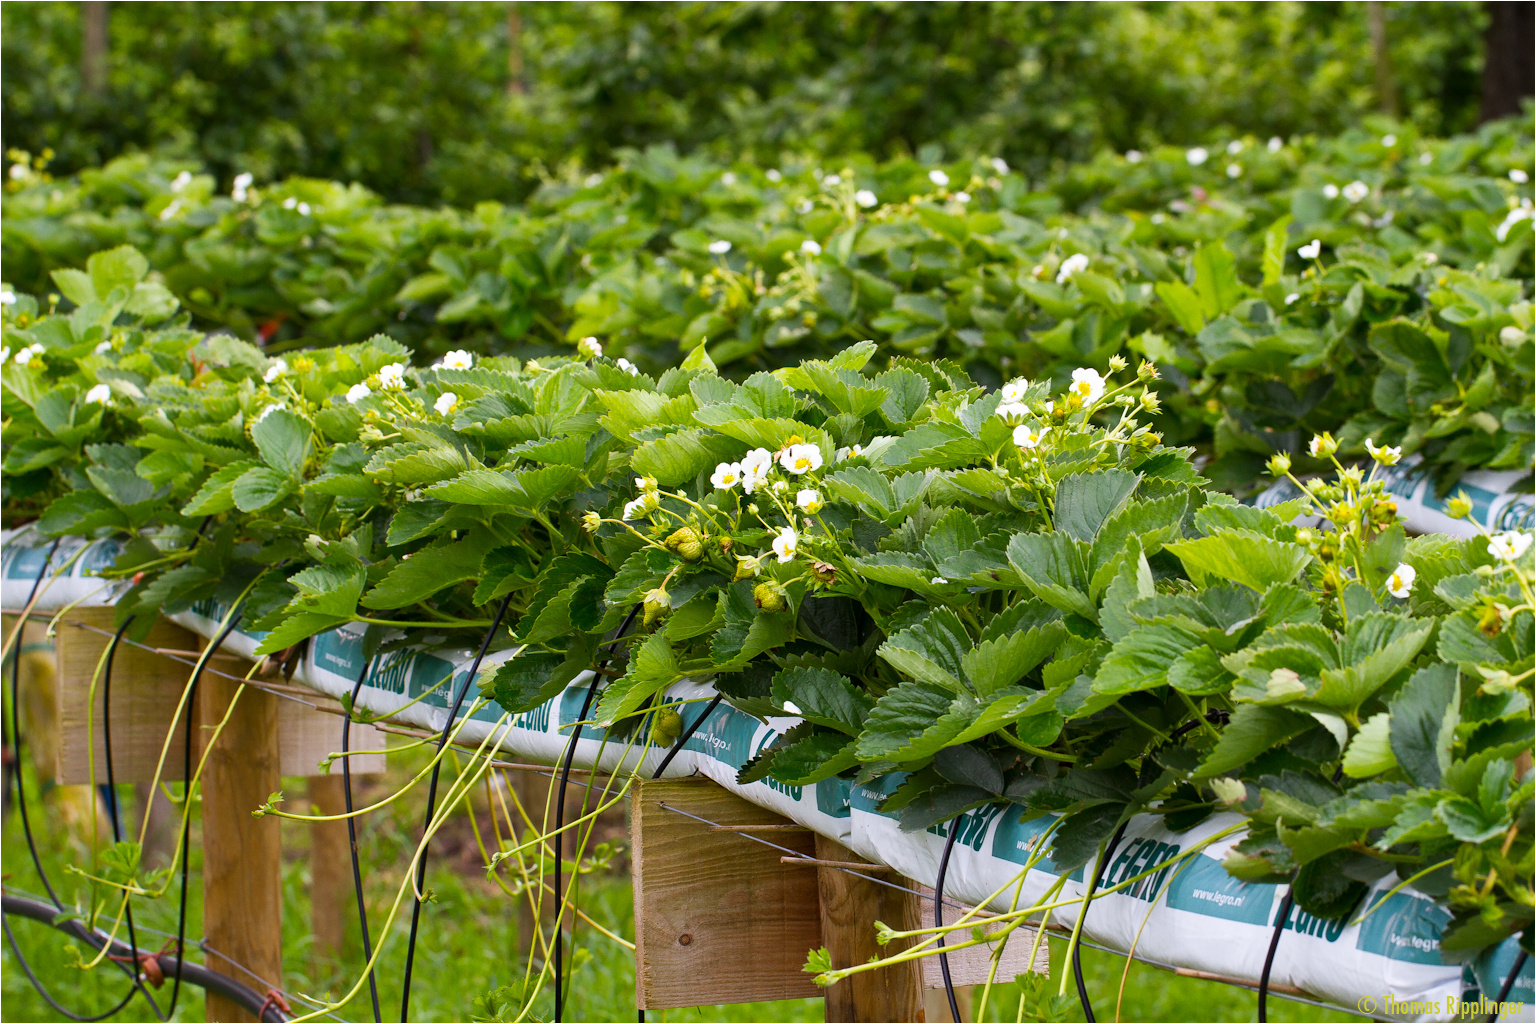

4,273,1529,965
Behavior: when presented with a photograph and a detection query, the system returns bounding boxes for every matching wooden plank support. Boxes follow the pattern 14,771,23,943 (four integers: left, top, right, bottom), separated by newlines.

201,672,283,1022
814,835,925,1022
631,777,822,1010
53,608,200,784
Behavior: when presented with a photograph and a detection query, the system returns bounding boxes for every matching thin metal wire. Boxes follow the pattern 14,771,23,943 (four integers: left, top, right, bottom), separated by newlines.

656,801,970,912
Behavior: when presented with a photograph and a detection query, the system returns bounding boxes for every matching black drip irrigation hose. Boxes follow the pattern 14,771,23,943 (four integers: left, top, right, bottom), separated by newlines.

1073,821,1128,1024
4,540,144,1022
160,608,247,1020
935,816,962,1024
399,592,515,1023
1257,889,1294,1022
1,892,290,1021
102,616,168,1021
555,604,642,1024
1486,950,1529,1023
341,654,382,1023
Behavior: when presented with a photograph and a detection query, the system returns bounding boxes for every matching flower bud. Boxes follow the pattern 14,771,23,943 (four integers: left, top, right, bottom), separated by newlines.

753,580,788,612
1107,354,1128,373
643,587,670,626
581,511,601,535
665,526,704,562
1446,494,1473,520
1267,453,1292,476
1136,360,1159,381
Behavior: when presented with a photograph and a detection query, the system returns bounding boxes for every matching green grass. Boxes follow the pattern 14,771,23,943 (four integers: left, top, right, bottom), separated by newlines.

2,740,1365,1023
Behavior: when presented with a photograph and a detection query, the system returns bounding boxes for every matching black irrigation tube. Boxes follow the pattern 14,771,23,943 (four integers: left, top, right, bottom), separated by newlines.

1073,821,1128,1024
1,892,290,1021
554,603,642,1024
342,653,382,1023
1257,889,1294,1023
399,591,515,1023
1487,950,1529,1023
4,541,144,1022
102,615,169,1022
934,815,962,1023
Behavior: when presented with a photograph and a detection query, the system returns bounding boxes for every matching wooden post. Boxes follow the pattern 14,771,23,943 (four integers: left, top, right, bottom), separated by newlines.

815,835,925,1023
631,778,822,1009
201,673,283,1022
307,774,348,964
80,1,109,96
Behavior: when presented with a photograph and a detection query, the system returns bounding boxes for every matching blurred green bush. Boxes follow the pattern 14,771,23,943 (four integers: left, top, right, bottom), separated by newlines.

1,1,1492,206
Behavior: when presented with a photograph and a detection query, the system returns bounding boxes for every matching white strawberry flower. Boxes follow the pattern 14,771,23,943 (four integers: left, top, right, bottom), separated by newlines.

1268,137,1283,153
1297,239,1322,260
835,444,864,462
772,526,799,563
779,443,823,475
1056,253,1090,283
1322,183,1340,199
378,362,406,389
1386,563,1416,599
823,173,841,186
1342,180,1370,203
1001,377,1029,403
1284,293,1300,305
707,240,732,254
232,172,254,201
796,489,822,513
1014,424,1049,449
929,577,947,586
1186,147,1209,166
766,169,782,182
577,336,603,359
1381,134,1397,147
928,169,950,187
1227,163,1242,179
84,383,112,404
710,462,743,490
622,497,650,521
1070,367,1106,405
441,349,474,369
855,189,878,208
616,357,641,376
1511,169,1530,184
801,239,821,255
171,170,192,192
741,448,774,493
995,402,1029,421
263,358,288,383
0,346,9,363
434,391,459,416
346,383,372,403
13,344,43,366
0,290,15,306
990,157,1009,174
1488,531,1533,561
1364,438,1402,466
953,191,971,203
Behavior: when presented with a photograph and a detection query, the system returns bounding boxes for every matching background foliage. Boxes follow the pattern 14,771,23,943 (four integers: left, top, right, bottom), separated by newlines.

1,1,1494,206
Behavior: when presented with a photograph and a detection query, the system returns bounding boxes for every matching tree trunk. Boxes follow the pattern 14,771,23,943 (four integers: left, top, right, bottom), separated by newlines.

1480,2,1534,122
81,2,108,96
507,2,525,95
1367,2,1397,117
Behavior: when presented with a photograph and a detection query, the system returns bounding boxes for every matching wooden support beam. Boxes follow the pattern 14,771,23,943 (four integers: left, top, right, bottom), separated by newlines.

201,673,283,1022
815,834,925,1023
53,608,199,784
631,778,822,1010
307,774,349,964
